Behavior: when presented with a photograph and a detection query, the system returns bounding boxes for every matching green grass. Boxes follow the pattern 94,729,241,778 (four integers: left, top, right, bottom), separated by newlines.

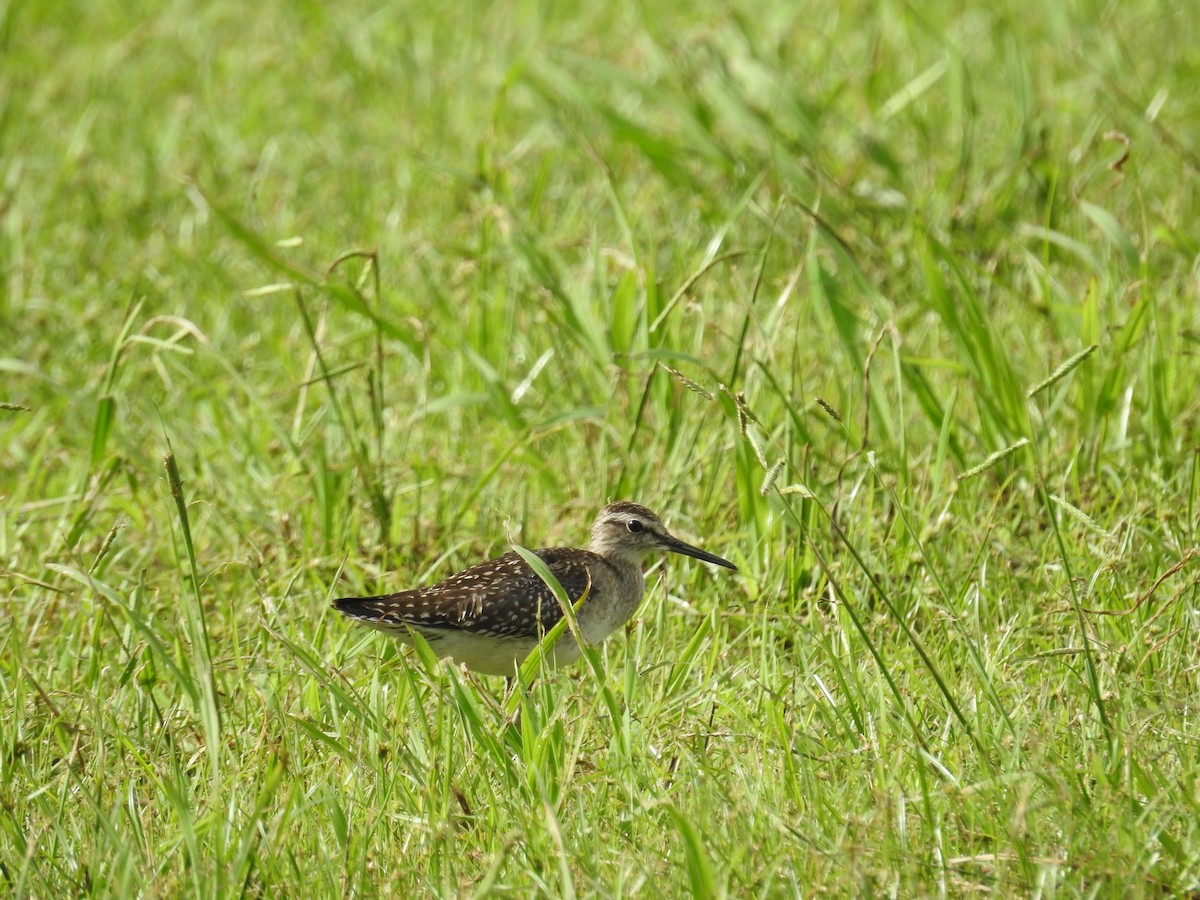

3,0,1199,895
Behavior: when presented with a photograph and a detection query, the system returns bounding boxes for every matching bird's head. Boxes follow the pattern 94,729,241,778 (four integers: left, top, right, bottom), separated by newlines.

589,501,736,570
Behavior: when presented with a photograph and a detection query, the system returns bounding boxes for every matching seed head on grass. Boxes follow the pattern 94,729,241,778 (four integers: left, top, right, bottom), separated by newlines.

760,458,786,496
1027,344,1099,398
744,426,768,469
779,483,815,498
726,388,763,430
728,389,770,467
957,438,1030,482
660,364,715,401
815,397,843,422
1050,494,1115,539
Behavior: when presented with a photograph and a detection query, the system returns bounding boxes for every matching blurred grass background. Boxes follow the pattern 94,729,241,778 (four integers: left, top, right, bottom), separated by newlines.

2,0,1199,895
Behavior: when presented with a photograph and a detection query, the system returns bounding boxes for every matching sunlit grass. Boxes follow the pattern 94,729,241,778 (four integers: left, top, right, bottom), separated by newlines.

3,0,1199,895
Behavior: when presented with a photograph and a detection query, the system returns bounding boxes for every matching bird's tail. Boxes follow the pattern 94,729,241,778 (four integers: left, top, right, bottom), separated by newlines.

332,595,385,621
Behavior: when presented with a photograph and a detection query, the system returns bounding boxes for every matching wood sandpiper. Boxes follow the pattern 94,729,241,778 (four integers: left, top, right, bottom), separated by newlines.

333,501,737,675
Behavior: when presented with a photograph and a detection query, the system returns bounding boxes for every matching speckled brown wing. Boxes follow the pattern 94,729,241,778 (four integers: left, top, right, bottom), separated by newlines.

333,548,604,641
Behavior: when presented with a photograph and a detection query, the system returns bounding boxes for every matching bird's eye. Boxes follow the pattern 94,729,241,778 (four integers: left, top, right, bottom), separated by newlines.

626,519,644,533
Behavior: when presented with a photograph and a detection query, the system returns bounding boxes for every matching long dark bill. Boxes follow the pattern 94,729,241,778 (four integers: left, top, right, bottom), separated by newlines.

662,534,737,570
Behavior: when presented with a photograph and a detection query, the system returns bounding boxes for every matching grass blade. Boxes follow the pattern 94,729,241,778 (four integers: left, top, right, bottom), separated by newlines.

164,446,222,788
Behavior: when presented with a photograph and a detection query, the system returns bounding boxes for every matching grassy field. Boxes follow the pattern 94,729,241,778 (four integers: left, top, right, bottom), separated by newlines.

3,0,1199,895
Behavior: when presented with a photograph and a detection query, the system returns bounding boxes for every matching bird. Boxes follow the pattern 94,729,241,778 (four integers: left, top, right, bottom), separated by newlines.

332,501,737,676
